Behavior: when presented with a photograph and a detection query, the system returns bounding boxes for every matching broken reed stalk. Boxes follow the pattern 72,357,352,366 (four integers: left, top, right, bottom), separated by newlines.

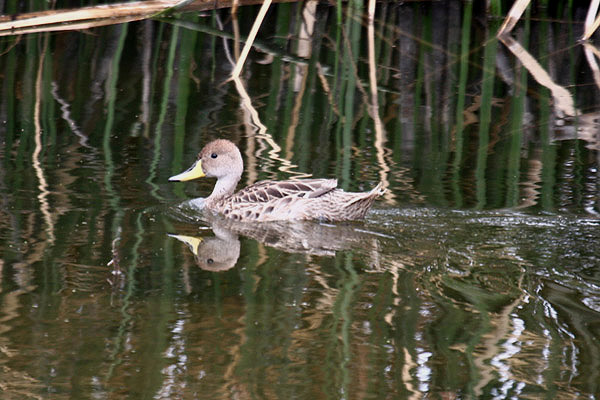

0,0,179,32
0,16,144,36
229,0,271,79
583,43,600,89
496,0,530,37
499,0,600,40
0,0,290,37
499,35,577,117
583,0,600,40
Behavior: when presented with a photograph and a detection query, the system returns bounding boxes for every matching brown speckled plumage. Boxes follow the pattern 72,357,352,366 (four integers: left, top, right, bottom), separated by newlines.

170,139,385,222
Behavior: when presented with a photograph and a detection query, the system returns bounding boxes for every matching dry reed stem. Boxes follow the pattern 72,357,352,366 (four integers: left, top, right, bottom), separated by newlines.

33,34,56,244
367,0,393,204
0,0,291,37
583,43,600,90
285,1,317,164
497,0,530,37
499,35,577,117
230,0,272,79
583,0,600,40
0,16,143,36
0,1,178,31
315,63,339,116
583,16,600,41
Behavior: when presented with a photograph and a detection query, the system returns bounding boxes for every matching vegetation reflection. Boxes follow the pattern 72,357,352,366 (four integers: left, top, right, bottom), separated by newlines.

0,1,599,398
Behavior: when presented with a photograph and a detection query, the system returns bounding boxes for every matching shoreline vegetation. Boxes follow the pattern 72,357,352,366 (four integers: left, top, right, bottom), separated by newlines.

1,0,599,39
0,0,292,37
3,0,599,144
0,3,599,396
1,0,599,210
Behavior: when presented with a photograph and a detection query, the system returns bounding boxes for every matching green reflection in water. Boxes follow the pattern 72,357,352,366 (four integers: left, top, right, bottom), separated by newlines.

0,1,600,399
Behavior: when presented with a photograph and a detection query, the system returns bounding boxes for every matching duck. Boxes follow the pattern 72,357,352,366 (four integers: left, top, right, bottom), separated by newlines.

169,139,385,222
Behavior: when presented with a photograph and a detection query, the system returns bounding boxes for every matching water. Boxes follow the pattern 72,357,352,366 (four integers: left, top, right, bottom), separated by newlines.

1,1,600,398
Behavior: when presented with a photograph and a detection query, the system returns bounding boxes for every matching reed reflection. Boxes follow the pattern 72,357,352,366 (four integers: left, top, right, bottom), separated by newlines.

0,1,600,398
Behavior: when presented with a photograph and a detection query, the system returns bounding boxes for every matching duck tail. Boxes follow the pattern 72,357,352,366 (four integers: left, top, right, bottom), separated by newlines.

371,182,386,197
345,182,385,205
338,182,385,219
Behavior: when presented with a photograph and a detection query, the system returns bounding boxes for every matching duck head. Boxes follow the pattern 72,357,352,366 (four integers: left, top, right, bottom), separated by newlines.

169,139,244,182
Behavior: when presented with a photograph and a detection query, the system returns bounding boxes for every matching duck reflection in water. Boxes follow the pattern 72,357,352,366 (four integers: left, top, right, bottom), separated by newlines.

169,222,240,272
169,209,383,272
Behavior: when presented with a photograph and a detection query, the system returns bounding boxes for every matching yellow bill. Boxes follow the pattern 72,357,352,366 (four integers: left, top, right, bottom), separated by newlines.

169,159,205,182
168,234,203,256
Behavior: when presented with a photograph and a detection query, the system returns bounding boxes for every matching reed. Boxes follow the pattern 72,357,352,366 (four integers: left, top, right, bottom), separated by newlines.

451,1,473,208
475,24,499,209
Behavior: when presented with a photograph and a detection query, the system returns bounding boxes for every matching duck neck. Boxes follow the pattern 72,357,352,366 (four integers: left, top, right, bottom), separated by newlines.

205,175,240,207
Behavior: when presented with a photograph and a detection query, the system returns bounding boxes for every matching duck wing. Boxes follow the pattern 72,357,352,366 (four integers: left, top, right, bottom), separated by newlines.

230,178,338,203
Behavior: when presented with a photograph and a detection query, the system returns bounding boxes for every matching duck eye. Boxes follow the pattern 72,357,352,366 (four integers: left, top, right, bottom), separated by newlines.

207,258,214,264
211,153,218,159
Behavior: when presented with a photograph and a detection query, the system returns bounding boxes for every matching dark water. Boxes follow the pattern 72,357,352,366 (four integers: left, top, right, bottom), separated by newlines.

1,1,600,398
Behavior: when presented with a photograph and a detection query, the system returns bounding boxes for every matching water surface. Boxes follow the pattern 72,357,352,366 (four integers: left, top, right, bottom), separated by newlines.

1,1,600,398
